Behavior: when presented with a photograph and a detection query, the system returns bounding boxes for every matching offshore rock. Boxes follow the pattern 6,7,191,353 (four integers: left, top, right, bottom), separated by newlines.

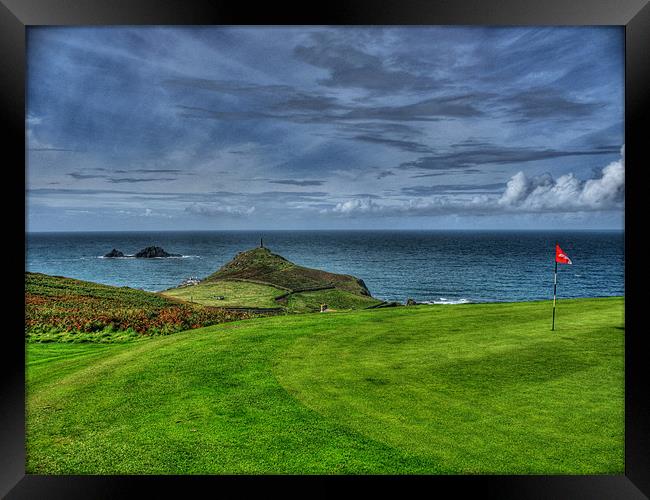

134,246,182,258
104,249,125,258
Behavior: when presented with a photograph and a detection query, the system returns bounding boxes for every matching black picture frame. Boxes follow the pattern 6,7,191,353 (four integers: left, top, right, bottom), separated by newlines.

3,0,648,497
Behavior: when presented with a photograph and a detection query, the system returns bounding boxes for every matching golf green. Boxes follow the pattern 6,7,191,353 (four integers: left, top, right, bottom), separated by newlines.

26,297,624,474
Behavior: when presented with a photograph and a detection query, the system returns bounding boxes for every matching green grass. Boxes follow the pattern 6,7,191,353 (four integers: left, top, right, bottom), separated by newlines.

162,280,382,313
162,280,285,308
26,297,624,474
286,288,382,313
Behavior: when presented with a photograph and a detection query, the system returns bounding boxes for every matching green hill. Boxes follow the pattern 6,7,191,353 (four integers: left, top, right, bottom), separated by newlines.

25,272,270,342
26,297,624,474
163,246,382,312
205,247,371,295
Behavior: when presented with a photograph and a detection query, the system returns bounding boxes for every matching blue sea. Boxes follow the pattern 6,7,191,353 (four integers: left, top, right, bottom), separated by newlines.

25,231,624,304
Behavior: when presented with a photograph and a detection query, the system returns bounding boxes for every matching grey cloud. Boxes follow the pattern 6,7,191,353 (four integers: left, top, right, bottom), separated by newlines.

268,180,325,187
451,139,495,149
174,83,484,125
401,183,506,196
113,169,185,174
503,89,605,122
336,193,382,200
401,146,621,171
176,105,274,121
255,191,329,202
167,44,599,128
67,172,177,183
294,33,437,92
29,147,78,152
29,187,153,197
166,77,344,116
348,193,382,199
352,135,432,153
342,95,485,121
28,188,241,200
163,78,294,97
376,170,396,180
572,123,624,149
28,187,328,205
273,94,341,112
68,173,108,180
155,191,329,205
108,177,177,184
410,169,483,178
328,122,431,154
347,122,423,136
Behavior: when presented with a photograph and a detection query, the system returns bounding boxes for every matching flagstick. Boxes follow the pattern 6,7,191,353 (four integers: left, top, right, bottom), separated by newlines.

552,260,557,331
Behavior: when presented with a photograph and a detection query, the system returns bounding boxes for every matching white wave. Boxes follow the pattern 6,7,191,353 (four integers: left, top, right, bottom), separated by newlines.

420,297,472,305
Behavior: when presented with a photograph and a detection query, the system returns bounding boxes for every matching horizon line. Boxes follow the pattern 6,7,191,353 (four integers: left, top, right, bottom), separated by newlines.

25,228,625,234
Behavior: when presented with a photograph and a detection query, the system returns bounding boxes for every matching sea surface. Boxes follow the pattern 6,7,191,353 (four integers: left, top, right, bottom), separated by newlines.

25,230,624,304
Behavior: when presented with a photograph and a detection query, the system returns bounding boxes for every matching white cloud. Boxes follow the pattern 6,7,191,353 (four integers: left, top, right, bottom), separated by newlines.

331,198,380,214
498,147,624,211
26,114,43,126
185,203,255,217
325,195,493,217
115,208,172,218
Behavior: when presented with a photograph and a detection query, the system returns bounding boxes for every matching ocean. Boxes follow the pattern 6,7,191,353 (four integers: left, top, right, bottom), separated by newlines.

25,230,624,304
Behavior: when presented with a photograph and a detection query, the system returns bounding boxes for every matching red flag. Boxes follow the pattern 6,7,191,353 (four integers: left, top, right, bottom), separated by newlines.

555,244,572,265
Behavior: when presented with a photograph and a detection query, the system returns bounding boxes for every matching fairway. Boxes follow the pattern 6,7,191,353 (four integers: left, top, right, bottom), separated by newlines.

26,297,624,474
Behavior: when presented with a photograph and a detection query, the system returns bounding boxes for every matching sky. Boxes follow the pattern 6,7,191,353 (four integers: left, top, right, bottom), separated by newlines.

26,26,625,231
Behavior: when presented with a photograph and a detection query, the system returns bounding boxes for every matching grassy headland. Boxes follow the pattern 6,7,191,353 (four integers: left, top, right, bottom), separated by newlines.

204,246,371,295
27,296,624,474
162,247,382,312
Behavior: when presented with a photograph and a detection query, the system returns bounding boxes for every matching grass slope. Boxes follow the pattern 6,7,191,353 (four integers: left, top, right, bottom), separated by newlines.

286,288,382,313
26,272,265,342
27,297,624,474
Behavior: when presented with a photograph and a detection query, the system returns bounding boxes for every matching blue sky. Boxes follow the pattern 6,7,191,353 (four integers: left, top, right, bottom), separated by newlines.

26,26,624,231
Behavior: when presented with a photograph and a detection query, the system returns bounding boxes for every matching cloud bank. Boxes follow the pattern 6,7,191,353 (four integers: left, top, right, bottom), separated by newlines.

326,149,624,217
498,147,624,211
